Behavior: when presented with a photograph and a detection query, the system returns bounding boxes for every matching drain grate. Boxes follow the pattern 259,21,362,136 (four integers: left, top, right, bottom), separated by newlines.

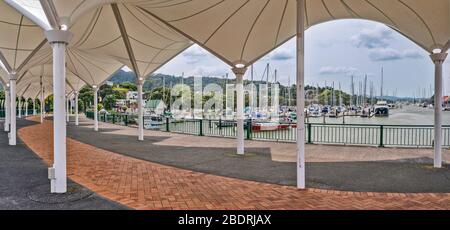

27,183,93,204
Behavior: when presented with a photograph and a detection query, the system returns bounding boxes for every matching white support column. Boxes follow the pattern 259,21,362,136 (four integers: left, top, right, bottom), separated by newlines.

45,29,73,194
33,98,36,115
18,97,21,118
66,95,70,122
9,75,17,146
41,82,45,124
25,100,28,117
40,84,44,124
4,88,10,132
137,81,144,141
232,67,247,155
431,52,447,168
93,86,99,131
75,92,79,126
296,0,306,189
70,96,73,115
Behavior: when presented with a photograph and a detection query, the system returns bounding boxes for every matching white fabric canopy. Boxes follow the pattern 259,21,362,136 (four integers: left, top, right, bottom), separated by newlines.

68,3,192,78
2,0,192,99
137,0,450,66
0,0,46,74
2,0,450,97
16,64,81,99
0,65,8,86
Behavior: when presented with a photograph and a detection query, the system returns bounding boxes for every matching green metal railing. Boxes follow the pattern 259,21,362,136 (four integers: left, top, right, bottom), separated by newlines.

85,111,136,126
0,109,40,118
84,112,450,148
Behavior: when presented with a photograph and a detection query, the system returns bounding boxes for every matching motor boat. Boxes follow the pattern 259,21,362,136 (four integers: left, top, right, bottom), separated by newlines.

374,101,389,117
336,106,346,114
307,104,322,117
143,113,165,130
252,122,290,132
328,108,338,118
321,106,330,114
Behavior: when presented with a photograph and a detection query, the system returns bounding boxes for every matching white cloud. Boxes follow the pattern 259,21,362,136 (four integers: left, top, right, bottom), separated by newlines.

368,48,422,61
269,48,294,61
185,66,229,77
319,66,359,76
351,25,393,49
351,25,423,62
182,45,210,64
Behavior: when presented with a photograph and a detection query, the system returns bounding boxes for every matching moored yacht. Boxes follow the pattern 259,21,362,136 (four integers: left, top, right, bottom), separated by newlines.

374,101,389,117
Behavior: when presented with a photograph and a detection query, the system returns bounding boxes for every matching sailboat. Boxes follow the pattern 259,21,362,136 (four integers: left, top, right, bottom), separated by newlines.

374,68,389,117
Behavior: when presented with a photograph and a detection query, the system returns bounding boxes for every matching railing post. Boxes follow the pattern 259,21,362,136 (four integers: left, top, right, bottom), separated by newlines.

199,119,204,136
112,114,116,124
246,120,252,140
103,113,106,122
124,115,128,126
379,125,384,147
307,123,312,144
166,117,170,132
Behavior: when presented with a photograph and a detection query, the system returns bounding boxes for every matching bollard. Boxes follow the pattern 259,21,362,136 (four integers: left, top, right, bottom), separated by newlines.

166,117,170,132
379,125,384,147
246,120,252,140
199,119,204,136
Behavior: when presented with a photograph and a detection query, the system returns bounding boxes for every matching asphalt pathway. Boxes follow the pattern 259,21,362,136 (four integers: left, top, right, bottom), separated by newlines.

0,119,128,210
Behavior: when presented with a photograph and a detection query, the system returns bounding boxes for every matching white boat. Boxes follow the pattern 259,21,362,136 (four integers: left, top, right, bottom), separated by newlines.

374,101,389,117
328,108,338,118
144,113,165,130
307,104,321,117
252,122,290,132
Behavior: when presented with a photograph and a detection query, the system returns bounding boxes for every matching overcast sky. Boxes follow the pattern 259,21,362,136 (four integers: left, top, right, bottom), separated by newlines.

11,2,449,97
151,19,449,98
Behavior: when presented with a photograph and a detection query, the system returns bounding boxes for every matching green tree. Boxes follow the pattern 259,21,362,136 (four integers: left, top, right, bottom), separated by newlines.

79,86,94,111
148,87,171,106
99,84,114,99
119,81,137,91
103,94,117,111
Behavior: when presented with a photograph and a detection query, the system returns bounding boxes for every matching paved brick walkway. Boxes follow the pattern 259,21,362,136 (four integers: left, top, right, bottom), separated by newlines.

18,118,450,210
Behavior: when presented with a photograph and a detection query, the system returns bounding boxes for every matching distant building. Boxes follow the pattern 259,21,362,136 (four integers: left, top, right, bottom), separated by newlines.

105,81,114,86
115,99,126,107
126,91,138,102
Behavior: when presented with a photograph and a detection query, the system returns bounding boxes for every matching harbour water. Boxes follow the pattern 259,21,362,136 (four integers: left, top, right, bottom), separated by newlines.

307,106,450,126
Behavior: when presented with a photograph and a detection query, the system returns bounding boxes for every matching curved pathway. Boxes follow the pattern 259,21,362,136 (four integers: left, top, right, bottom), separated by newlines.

19,118,450,210
0,119,127,210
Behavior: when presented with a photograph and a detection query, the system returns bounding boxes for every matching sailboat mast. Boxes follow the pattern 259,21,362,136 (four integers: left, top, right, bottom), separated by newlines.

363,74,367,106
274,69,277,83
181,72,184,106
162,74,166,103
288,76,291,107
251,65,254,82
332,81,335,107
350,75,355,107
316,83,319,105
380,67,384,99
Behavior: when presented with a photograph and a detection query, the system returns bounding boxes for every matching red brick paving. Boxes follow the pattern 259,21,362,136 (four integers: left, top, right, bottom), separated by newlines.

18,119,450,210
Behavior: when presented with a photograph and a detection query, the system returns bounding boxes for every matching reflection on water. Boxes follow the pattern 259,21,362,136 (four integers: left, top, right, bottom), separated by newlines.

307,106,450,125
